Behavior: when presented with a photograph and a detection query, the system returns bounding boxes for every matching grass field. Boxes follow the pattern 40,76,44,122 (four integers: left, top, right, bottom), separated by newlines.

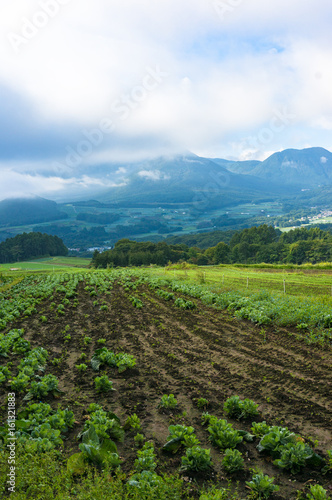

152,265,332,298
0,256,91,272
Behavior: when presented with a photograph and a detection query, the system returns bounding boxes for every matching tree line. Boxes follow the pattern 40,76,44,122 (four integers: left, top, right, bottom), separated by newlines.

0,232,68,263
92,225,332,268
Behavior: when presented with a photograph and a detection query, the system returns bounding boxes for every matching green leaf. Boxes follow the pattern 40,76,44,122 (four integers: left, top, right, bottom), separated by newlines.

238,430,255,442
162,437,183,454
15,420,31,431
100,437,118,455
306,452,325,468
82,424,100,445
91,356,102,371
67,453,86,475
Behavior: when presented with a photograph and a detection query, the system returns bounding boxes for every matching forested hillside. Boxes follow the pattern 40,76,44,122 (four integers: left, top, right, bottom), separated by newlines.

92,225,332,267
0,232,68,263
0,198,67,226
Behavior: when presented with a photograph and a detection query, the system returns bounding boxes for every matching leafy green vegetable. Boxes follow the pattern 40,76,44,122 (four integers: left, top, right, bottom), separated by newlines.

256,427,297,457
246,471,279,499
127,471,163,489
180,446,212,472
19,347,48,374
208,419,243,450
201,412,215,426
0,329,26,357
10,372,31,392
75,363,88,372
196,397,209,409
158,394,178,409
251,421,271,438
306,484,331,500
182,434,201,448
91,347,136,373
134,442,157,472
273,442,315,473
130,296,143,309
224,395,259,420
322,449,332,475
174,298,196,310
80,409,124,442
156,290,174,301
124,413,141,430
24,374,63,400
67,425,121,474
221,448,244,473
94,375,115,393
163,425,195,454
0,365,12,383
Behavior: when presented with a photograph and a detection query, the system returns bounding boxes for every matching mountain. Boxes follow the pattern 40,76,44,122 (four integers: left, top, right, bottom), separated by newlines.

219,147,332,187
94,153,289,207
0,197,68,226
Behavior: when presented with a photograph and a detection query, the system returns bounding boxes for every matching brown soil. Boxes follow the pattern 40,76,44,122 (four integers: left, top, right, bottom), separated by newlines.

1,280,332,499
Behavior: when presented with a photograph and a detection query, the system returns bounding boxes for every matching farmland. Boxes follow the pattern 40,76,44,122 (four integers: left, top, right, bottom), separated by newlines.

160,265,332,297
0,268,331,499
0,257,90,272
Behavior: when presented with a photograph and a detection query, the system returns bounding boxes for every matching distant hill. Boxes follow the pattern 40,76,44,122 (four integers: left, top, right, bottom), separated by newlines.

220,147,332,187
95,153,288,208
0,232,68,263
0,197,68,226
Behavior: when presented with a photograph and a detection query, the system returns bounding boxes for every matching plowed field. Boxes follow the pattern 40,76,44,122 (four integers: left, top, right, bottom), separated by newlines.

1,277,332,498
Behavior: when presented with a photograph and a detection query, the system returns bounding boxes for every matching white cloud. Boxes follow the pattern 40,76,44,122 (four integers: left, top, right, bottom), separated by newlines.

1,0,332,173
320,156,328,164
281,161,297,168
116,167,127,175
0,167,125,201
138,170,170,181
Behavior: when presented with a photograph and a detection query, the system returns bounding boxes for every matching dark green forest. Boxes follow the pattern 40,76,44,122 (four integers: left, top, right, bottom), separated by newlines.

0,232,68,263
92,225,332,268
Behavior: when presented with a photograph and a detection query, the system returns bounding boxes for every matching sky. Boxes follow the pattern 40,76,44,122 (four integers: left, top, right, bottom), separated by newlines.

1,0,332,200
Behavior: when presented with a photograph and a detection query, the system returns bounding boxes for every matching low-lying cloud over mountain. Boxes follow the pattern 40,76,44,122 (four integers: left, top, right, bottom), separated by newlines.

1,1,332,196
1,147,328,204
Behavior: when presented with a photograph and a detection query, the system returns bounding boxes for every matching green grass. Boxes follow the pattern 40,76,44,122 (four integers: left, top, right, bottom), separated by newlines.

0,257,90,272
155,265,332,297
0,446,186,500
